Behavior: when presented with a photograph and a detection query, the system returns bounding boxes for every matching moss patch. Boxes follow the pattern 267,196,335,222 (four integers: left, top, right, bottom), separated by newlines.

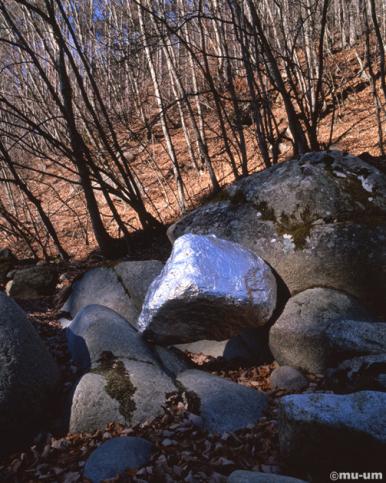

255,201,276,222
276,207,313,249
93,352,137,421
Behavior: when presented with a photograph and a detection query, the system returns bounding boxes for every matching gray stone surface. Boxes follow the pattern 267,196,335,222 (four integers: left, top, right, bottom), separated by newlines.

84,436,152,482
114,260,163,313
177,369,268,433
326,354,386,392
69,358,176,433
228,470,307,483
279,391,386,471
269,288,373,372
168,151,386,316
175,327,272,364
62,267,138,323
326,319,386,359
62,260,163,325
139,234,277,344
153,345,192,376
66,304,155,372
0,292,59,454
6,265,58,299
69,372,125,433
270,366,308,392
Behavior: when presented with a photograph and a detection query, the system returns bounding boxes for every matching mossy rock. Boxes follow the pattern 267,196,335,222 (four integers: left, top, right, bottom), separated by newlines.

168,151,386,317
69,357,176,433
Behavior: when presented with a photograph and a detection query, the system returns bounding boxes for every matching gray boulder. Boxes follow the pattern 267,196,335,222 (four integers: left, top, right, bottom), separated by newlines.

0,292,59,454
66,305,155,372
177,369,267,433
153,345,192,376
62,260,163,325
84,436,152,483
175,327,273,365
69,372,125,432
269,288,373,373
168,151,386,317
326,319,386,359
6,264,58,299
270,366,308,392
114,260,164,312
69,358,175,433
279,391,386,471
228,470,307,483
62,267,136,323
326,354,386,392
138,234,277,344
0,248,17,283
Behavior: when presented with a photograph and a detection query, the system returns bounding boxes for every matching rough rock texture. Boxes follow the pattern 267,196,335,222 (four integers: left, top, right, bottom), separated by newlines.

279,391,386,472
0,248,17,283
84,437,152,483
270,366,308,392
168,151,386,316
176,369,268,433
66,305,155,372
326,319,386,359
62,260,163,324
0,292,59,454
69,358,176,433
138,234,277,344
69,372,125,433
175,327,273,365
269,288,373,372
228,470,307,483
62,267,137,323
6,265,58,299
326,354,386,392
114,260,163,312
153,345,192,376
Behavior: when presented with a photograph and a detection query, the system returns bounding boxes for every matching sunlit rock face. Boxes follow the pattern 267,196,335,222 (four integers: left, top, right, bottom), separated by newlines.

168,151,386,317
279,391,386,473
138,234,277,345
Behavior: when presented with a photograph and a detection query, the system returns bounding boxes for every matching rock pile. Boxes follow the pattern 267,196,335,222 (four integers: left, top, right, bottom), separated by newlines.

6,151,384,479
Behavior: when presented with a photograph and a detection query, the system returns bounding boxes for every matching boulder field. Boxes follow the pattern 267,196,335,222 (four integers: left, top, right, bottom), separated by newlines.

2,151,385,480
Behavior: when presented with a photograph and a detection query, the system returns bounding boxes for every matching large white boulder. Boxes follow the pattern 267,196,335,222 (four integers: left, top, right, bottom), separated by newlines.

138,234,277,344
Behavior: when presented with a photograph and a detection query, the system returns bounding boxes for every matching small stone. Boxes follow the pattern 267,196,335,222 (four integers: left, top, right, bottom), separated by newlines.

84,437,152,483
270,366,308,391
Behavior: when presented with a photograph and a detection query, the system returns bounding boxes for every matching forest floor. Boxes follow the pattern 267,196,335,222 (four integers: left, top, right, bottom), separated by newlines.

0,41,384,482
0,288,326,483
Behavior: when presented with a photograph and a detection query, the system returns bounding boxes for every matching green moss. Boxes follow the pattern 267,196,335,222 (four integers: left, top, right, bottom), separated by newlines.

340,176,386,227
93,353,137,421
275,206,313,250
255,201,276,222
